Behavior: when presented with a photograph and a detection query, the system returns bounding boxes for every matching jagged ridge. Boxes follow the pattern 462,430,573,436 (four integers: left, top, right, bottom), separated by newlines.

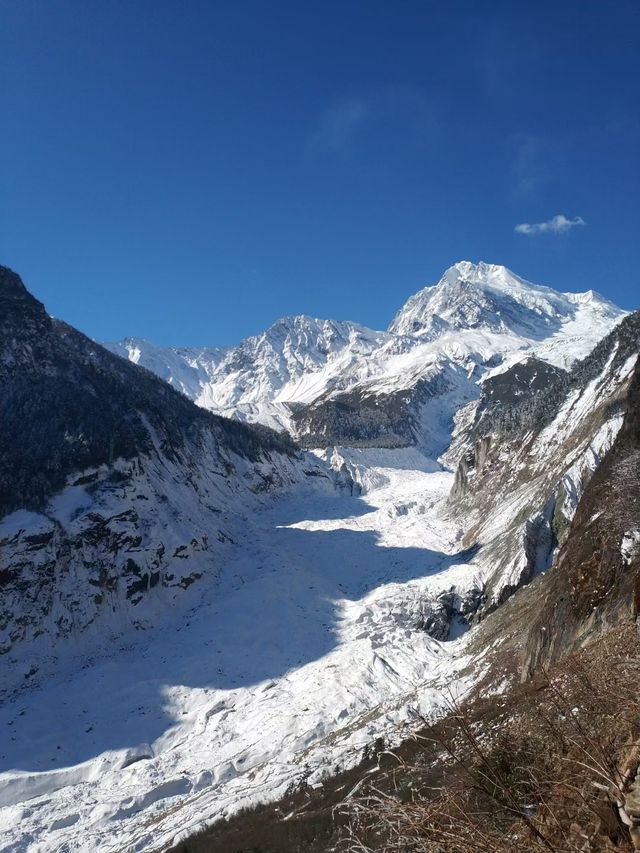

105,261,626,449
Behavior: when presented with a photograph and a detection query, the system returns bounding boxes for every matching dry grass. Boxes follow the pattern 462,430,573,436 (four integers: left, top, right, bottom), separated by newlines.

337,629,640,853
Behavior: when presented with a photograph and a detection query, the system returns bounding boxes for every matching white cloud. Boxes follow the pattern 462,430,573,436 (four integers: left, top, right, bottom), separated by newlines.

515,214,586,235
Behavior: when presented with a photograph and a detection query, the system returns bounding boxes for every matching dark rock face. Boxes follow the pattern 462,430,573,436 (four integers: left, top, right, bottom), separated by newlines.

0,265,296,517
291,362,473,452
462,357,569,451
290,386,418,449
450,435,492,499
487,494,558,613
420,585,485,640
446,311,640,620
450,315,640,485
519,353,640,675
0,266,304,680
0,267,52,371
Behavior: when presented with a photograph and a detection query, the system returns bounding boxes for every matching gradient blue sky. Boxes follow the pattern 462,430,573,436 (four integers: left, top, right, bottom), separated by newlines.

2,1,639,345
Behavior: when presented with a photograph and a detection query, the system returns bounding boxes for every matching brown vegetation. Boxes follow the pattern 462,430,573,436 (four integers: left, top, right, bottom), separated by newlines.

339,625,640,852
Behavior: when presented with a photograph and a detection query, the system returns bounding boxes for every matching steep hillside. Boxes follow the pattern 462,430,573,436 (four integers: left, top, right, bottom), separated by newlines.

0,265,320,697
0,266,295,516
473,311,640,676
443,312,639,614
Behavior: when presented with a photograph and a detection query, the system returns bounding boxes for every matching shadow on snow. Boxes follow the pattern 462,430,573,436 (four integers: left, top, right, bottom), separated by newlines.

0,491,476,774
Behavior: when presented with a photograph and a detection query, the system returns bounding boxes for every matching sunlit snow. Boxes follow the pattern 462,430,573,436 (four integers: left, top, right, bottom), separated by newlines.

0,450,475,852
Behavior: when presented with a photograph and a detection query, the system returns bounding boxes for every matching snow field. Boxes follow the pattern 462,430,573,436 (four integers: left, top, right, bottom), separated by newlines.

0,449,477,853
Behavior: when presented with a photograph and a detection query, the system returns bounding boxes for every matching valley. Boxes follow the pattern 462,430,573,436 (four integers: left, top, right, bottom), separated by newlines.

0,261,637,852
1,449,477,852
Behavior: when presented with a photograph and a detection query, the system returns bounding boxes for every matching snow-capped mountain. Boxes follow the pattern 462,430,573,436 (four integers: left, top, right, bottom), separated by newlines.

388,260,617,342
106,261,625,453
1,261,637,853
108,316,396,431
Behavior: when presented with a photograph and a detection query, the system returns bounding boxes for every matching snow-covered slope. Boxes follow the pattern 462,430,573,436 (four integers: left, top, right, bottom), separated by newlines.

0,265,313,694
389,260,617,345
105,338,228,400
107,317,396,432
444,315,640,610
0,449,478,853
105,262,625,446
1,262,636,853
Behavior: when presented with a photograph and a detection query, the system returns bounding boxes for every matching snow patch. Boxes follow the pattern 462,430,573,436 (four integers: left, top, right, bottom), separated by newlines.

621,529,640,565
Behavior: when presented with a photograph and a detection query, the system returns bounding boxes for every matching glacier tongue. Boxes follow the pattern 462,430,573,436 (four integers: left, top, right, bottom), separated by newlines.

0,448,479,853
0,377,632,853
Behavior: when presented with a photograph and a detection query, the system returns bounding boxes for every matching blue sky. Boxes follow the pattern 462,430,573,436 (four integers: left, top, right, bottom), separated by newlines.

2,1,639,346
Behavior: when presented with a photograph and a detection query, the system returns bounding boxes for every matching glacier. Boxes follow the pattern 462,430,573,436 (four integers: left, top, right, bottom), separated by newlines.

0,261,633,852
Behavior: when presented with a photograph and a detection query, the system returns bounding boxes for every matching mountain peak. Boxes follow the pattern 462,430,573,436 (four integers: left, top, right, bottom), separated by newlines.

107,260,626,433
0,264,46,317
389,261,623,339
443,260,526,288
262,313,372,337
242,313,386,357
0,264,28,294
431,260,558,305
0,265,51,357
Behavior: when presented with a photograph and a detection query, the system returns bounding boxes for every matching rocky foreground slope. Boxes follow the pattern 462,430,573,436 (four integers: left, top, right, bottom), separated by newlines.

0,262,637,852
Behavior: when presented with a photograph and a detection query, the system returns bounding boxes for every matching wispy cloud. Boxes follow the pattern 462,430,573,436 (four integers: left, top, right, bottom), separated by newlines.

308,86,437,152
474,14,545,104
309,99,370,150
508,133,552,194
515,214,586,235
